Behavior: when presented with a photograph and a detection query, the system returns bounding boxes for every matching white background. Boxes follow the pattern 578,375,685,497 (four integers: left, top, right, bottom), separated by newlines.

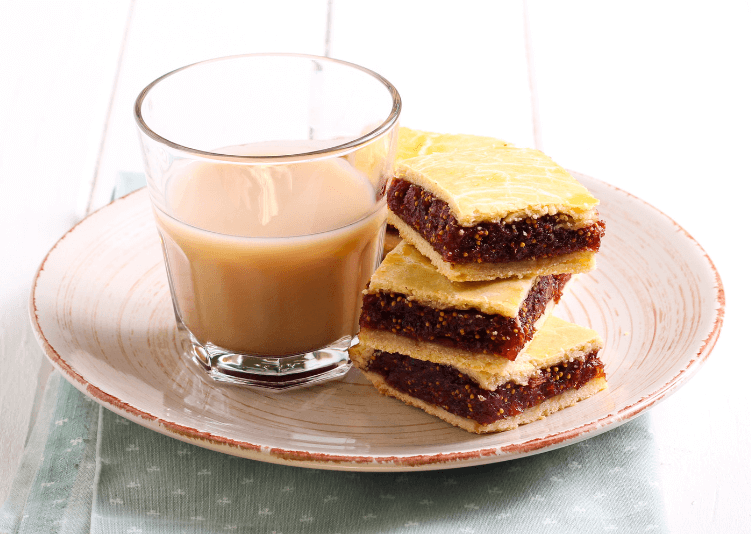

1,1,748,530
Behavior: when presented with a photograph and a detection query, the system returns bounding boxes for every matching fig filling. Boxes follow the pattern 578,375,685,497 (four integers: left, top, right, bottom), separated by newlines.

366,350,605,425
360,274,571,360
387,178,605,264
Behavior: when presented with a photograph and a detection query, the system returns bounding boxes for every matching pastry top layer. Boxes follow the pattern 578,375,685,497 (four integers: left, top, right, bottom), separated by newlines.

396,127,513,163
355,316,603,388
366,241,535,316
396,148,599,226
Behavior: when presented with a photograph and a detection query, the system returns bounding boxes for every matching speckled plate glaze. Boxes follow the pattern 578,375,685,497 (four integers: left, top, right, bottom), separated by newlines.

30,173,724,471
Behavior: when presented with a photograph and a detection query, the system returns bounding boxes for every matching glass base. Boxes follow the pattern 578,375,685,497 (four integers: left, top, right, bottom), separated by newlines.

181,329,353,391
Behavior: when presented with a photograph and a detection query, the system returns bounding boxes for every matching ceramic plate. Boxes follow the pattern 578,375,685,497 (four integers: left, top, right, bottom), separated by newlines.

30,174,724,471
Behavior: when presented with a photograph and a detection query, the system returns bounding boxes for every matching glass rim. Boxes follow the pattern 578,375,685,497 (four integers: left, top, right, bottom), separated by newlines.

134,53,402,163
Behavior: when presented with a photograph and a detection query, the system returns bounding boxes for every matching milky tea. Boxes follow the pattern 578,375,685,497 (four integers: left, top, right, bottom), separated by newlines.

153,144,386,357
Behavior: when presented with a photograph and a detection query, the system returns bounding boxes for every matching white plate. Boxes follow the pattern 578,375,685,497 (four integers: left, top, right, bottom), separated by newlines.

30,174,724,471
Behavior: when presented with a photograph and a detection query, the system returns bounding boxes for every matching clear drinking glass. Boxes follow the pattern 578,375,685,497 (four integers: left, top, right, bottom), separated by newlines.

134,54,401,390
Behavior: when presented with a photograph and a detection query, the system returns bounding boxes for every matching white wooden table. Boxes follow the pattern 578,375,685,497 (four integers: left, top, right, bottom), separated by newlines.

2,1,748,531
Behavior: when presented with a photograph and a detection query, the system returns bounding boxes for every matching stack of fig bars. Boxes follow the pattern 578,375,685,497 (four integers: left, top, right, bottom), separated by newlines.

350,128,607,433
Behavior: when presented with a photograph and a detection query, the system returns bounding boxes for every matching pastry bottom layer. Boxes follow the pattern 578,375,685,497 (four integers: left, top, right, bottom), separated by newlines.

389,215,596,281
361,349,605,432
359,368,607,434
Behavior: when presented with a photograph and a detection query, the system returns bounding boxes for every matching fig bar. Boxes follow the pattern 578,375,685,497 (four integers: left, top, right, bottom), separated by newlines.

351,316,607,434
388,148,606,281
384,127,514,255
360,241,571,362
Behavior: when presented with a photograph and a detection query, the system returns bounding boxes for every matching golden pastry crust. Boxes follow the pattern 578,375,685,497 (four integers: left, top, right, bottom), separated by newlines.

389,214,597,282
355,316,604,389
396,127,513,163
367,241,537,317
396,148,599,227
355,367,607,434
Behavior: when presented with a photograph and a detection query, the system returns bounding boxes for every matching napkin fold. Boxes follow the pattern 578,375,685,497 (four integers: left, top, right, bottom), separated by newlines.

1,173,667,533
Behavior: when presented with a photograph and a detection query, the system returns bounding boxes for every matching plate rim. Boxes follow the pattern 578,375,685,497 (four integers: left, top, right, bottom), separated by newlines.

29,173,725,471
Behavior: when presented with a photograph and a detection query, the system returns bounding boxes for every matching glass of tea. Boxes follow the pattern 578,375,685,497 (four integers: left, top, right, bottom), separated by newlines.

134,54,401,390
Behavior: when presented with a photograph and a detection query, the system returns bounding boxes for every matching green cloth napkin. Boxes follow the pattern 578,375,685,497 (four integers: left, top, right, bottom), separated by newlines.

1,173,668,533
2,374,667,534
